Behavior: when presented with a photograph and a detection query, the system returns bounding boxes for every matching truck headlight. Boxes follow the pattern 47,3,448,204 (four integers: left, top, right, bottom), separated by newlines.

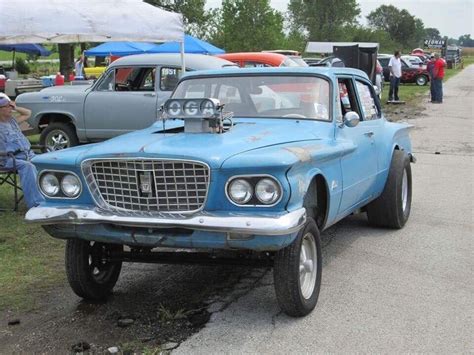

255,178,281,204
40,173,60,197
61,174,81,198
228,179,253,204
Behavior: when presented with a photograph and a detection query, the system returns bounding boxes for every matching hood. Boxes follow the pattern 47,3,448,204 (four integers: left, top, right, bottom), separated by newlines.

41,84,92,93
78,118,330,169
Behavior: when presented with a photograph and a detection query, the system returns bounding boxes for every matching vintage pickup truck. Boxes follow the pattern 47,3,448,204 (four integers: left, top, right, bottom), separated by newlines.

16,53,235,152
26,66,414,317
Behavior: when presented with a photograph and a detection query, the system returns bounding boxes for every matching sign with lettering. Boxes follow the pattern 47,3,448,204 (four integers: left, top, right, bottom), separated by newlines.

424,39,446,48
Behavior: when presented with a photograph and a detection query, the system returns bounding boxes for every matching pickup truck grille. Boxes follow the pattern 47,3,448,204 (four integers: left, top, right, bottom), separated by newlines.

82,159,210,213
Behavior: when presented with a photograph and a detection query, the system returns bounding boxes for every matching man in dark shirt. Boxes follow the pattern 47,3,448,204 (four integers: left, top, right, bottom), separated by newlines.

0,95,44,208
426,54,436,102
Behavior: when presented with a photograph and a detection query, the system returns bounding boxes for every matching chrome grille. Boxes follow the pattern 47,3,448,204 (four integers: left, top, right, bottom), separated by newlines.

83,159,210,213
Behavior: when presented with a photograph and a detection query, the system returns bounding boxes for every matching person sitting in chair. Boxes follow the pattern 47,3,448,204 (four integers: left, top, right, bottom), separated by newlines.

0,94,44,208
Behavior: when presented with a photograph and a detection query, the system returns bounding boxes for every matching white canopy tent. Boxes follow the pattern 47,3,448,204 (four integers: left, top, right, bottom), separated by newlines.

0,0,186,71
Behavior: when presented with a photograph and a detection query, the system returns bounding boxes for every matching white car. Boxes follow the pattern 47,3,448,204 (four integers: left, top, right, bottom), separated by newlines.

401,55,425,68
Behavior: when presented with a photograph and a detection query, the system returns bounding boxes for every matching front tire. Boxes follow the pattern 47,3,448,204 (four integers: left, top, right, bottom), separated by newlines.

367,150,412,228
40,122,79,152
415,75,428,86
273,217,322,317
65,239,123,300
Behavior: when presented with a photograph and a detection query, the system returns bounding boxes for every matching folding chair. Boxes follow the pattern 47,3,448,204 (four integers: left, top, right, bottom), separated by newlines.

0,152,23,212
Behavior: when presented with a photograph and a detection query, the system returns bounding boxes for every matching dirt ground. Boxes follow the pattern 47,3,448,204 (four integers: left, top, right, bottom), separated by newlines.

0,102,424,354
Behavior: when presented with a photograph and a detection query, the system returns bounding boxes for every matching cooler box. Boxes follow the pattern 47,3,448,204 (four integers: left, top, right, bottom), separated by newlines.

41,76,55,87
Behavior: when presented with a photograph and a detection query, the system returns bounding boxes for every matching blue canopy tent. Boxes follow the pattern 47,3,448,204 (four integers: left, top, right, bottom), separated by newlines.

0,43,51,68
153,34,225,55
84,41,163,57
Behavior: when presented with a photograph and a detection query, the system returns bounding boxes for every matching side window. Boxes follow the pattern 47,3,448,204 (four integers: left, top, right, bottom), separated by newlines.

243,61,271,68
96,67,154,92
96,69,114,91
160,67,182,91
355,80,379,120
337,78,360,119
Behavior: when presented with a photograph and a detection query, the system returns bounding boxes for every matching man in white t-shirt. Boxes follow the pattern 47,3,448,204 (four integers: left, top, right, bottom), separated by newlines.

388,50,402,101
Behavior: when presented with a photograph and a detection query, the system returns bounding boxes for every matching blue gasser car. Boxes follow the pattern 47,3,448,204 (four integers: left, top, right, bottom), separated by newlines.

26,67,415,317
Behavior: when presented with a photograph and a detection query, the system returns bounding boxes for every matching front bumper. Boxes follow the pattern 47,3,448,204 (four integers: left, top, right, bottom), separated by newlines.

25,206,306,236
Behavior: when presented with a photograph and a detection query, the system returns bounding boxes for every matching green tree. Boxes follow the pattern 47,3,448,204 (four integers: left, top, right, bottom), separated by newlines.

366,5,421,47
424,28,441,40
144,0,209,37
212,0,286,52
458,34,474,47
288,0,360,41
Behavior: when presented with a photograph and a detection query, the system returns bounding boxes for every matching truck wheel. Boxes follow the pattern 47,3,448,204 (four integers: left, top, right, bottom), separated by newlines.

273,217,322,317
40,123,79,152
367,150,412,229
65,239,123,300
415,75,428,86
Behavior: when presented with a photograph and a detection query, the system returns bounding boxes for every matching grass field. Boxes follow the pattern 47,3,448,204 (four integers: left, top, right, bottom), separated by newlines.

1,57,473,312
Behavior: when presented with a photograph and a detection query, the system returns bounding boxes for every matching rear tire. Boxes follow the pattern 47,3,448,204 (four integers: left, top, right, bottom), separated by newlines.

367,150,412,229
65,239,123,300
40,122,79,152
273,217,322,317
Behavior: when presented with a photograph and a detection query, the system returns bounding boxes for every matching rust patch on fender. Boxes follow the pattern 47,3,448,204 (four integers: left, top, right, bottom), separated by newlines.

284,144,323,162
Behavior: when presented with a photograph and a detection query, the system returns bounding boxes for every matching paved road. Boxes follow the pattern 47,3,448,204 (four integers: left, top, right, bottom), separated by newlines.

176,66,474,353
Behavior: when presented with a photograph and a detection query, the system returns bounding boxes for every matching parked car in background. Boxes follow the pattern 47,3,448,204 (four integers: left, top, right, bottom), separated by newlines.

401,55,426,68
378,55,430,86
26,66,414,317
310,56,345,67
16,53,236,152
217,52,303,68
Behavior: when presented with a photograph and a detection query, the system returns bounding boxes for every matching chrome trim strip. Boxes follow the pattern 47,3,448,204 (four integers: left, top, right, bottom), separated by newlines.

80,157,211,215
25,206,306,236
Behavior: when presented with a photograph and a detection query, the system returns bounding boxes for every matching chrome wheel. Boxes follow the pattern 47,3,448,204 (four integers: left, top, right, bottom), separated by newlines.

46,129,70,151
401,169,408,213
299,232,317,299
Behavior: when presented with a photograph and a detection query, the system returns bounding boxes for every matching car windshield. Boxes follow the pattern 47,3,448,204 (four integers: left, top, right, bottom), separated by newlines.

172,75,331,121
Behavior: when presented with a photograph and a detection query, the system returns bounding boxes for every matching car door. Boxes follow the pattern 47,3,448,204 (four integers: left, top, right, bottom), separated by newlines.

84,66,158,141
336,76,379,214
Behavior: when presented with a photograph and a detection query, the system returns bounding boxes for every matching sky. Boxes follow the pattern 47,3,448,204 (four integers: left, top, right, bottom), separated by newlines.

205,0,473,39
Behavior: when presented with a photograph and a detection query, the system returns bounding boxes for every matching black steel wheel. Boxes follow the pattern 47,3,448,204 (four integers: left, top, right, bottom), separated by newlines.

65,239,123,300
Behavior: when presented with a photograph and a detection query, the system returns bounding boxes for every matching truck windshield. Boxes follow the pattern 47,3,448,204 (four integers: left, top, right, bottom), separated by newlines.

172,75,331,121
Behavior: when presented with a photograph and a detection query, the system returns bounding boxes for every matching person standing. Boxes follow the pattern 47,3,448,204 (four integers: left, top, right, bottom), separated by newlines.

74,55,85,79
432,53,446,103
426,54,436,102
0,94,44,209
388,50,402,102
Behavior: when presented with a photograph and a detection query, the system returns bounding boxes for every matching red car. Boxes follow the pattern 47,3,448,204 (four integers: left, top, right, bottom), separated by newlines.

378,56,430,86
217,52,302,68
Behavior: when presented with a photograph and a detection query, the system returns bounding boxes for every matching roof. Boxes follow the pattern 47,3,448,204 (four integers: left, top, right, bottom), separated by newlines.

305,42,379,54
182,66,369,79
109,53,235,69
217,52,287,65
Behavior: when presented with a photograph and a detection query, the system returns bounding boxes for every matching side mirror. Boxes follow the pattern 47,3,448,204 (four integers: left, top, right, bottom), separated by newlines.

373,85,380,96
343,111,360,128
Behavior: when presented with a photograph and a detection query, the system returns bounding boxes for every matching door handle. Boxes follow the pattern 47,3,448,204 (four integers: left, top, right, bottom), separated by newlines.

364,131,374,137
144,93,156,97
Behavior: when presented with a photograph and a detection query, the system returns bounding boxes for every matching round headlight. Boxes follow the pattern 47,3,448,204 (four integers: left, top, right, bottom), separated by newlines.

255,178,281,204
184,100,199,116
228,179,253,204
200,99,216,116
166,99,182,116
40,173,60,197
61,174,81,197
